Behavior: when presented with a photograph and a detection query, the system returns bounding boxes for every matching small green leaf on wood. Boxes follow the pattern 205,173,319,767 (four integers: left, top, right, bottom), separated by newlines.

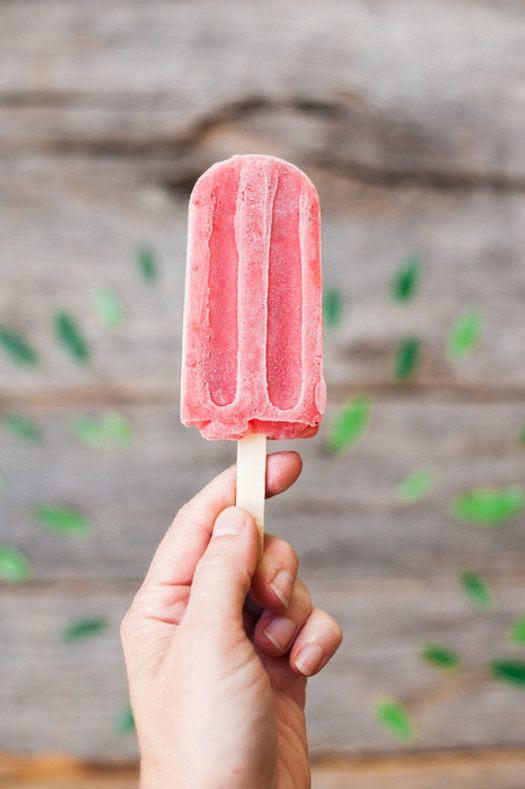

508,615,525,646
326,396,371,454
0,544,32,582
459,571,494,611
450,485,524,527
447,309,483,359
394,336,421,381
137,244,158,282
374,700,415,741
392,254,422,302
421,643,461,669
0,326,39,365
54,312,90,364
489,659,525,688
69,415,106,448
114,702,136,735
397,466,437,504
33,504,92,535
101,412,134,444
94,285,125,329
61,616,107,643
323,287,343,329
70,412,134,448
2,413,42,441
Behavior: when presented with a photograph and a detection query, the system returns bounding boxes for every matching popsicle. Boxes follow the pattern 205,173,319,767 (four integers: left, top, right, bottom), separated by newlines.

181,154,325,552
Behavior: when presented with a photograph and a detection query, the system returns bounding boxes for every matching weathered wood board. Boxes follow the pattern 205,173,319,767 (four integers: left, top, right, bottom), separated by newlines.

2,0,525,187
3,581,525,758
1,0,525,776
3,751,525,789
310,750,525,789
1,400,524,582
2,159,525,397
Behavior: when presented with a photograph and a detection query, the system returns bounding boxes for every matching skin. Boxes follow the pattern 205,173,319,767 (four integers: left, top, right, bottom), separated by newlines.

121,451,343,789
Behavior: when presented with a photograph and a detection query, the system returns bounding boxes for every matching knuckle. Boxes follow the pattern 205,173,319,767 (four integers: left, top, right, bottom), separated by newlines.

200,542,236,566
295,577,312,609
285,543,300,572
316,608,343,646
176,500,196,527
327,615,344,647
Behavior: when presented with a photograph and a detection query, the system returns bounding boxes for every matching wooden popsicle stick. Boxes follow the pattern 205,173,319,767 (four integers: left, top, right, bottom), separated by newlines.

236,433,267,560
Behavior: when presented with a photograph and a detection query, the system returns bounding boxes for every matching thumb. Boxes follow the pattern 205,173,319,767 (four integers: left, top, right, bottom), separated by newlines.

184,506,259,629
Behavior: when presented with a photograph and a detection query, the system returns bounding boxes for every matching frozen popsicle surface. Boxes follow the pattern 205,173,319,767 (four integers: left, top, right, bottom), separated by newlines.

181,154,325,440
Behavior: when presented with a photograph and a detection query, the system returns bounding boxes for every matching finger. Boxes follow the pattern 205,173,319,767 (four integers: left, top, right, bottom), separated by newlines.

250,534,299,612
290,608,343,677
142,451,302,589
254,578,312,656
182,506,259,631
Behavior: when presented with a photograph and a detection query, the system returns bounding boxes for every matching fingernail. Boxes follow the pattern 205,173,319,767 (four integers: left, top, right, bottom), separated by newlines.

295,644,324,676
270,570,294,608
262,616,295,652
213,507,249,538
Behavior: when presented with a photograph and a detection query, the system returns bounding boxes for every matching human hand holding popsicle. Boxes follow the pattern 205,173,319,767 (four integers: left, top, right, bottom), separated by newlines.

122,155,339,786
121,452,342,789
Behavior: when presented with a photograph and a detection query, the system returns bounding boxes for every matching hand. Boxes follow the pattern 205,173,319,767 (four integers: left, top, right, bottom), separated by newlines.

121,451,342,789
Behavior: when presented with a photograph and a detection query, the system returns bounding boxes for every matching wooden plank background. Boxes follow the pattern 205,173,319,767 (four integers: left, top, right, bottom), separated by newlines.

1,1,525,786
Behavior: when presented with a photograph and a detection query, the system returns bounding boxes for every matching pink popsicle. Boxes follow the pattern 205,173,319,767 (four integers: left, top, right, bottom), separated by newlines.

181,154,325,441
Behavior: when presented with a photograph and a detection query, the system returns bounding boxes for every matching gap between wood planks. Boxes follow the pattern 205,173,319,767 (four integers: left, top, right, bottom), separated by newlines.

1,381,525,409
2,747,525,785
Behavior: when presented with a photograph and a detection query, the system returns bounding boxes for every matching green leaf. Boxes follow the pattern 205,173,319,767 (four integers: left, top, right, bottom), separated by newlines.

101,412,134,444
61,616,107,643
33,504,92,535
0,544,33,582
489,659,525,688
54,312,90,364
323,287,343,329
447,309,483,359
69,411,134,449
326,396,371,454
392,254,422,302
69,415,107,448
421,642,461,669
137,244,158,282
0,326,39,365
374,700,415,741
450,485,524,527
397,465,437,504
2,413,42,441
94,285,125,329
393,336,421,381
459,571,494,610
114,702,136,735
518,426,525,447
508,615,525,645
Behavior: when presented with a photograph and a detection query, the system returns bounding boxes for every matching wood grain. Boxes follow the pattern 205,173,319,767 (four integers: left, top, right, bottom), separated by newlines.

2,160,525,396
2,1,525,187
1,400,524,582
2,581,525,758
3,750,525,789
1,0,524,772
1,401,525,757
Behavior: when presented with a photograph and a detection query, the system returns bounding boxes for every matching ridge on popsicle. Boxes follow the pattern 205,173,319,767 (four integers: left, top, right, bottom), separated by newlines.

181,154,326,441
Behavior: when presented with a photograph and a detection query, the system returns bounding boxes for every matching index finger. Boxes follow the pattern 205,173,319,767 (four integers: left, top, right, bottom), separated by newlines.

141,450,302,590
